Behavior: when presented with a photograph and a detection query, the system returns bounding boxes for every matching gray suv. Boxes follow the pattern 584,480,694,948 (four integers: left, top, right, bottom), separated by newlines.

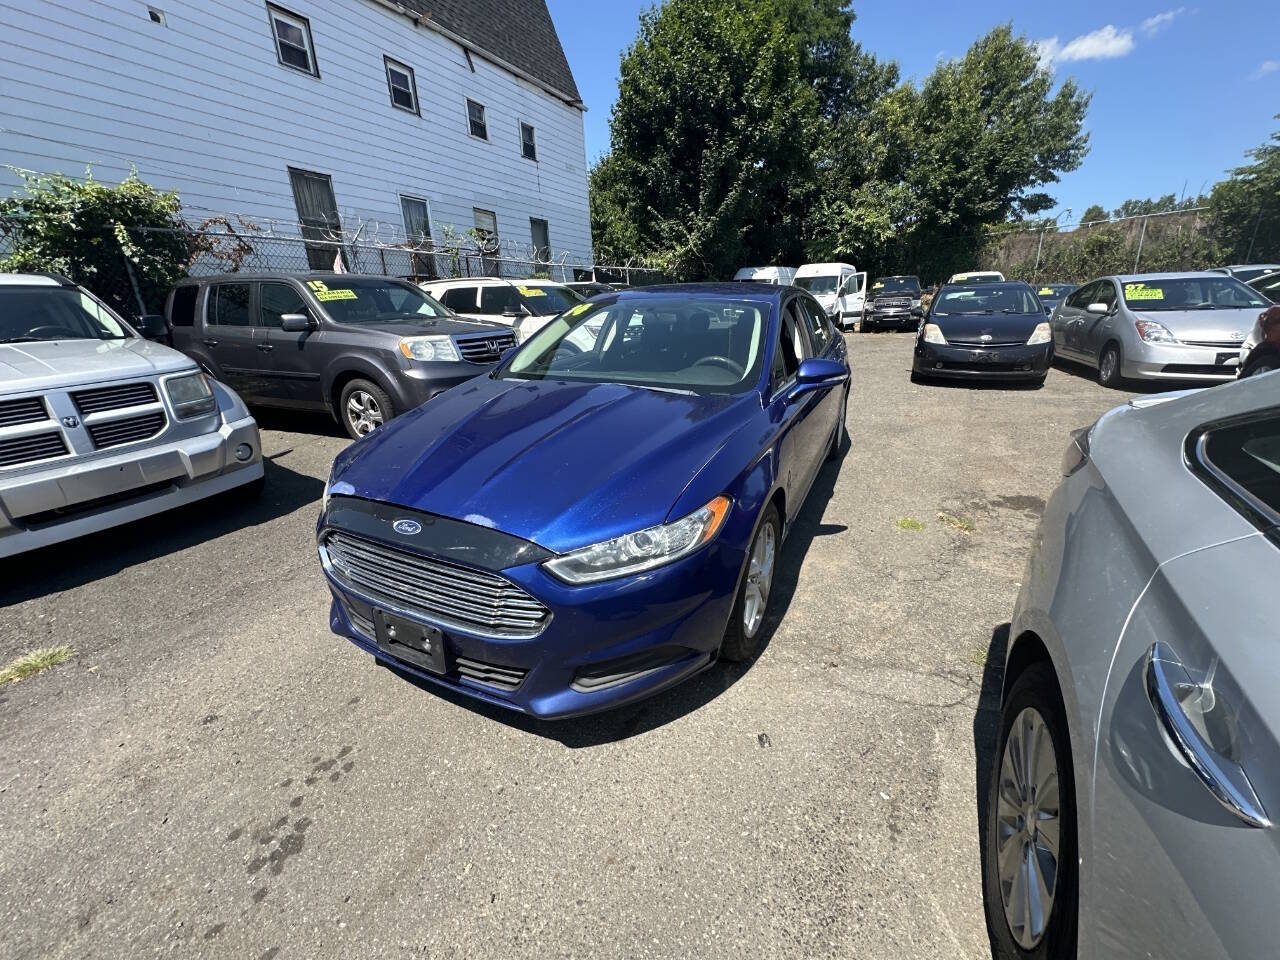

166,273,515,439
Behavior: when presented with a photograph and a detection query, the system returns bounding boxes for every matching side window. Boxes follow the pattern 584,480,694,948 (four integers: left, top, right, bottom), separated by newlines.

479,285,520,315
439,287,476,312
170,285,198,327
1066,282,1096,309
1198,416,1280,524
210,284,252,326
798,298,831,354
772,303,811,389
1094,280,1117,309
260,282,309,328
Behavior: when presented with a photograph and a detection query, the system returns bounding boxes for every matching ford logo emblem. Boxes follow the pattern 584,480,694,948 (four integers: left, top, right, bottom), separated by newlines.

392,519,422,536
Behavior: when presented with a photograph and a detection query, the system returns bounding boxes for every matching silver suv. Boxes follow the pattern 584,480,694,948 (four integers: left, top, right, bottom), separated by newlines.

0,273,263,558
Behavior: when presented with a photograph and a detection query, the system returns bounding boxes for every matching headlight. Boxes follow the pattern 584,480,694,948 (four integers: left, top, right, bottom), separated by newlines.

922,323,947,345
543,496,731,584
1026,322,1053,345
165,372,216,419
1135,320,1178,344
399,336,460,362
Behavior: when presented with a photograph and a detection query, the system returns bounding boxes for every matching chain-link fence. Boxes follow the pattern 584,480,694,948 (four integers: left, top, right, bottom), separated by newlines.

0,216,668,320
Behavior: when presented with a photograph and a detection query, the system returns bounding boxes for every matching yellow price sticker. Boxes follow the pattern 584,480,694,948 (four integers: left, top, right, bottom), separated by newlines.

315,289,357,301
872,282,884,289
518,286,546,297
566,302,591,317
1124,283,1164,301
1038,287,1054,296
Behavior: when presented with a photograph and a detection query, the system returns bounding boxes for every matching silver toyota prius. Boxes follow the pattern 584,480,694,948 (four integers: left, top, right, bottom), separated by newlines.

986,373,1280,959
1050,272,1271,388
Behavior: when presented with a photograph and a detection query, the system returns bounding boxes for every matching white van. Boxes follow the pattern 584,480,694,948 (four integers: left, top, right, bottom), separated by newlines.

732,266,797,285
794,262,867,329
947,270,1005,284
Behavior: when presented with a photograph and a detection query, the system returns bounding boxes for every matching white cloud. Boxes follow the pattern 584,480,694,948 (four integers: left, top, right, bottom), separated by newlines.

1254,59,1280,80
1036,25,1135,67
1140,8,1185,35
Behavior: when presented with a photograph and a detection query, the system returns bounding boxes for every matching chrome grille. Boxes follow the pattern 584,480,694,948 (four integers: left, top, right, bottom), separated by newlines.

87,412,166,449
456,332,517,364
876,297,911,309
323,529,550,639
0,431,68,467
1183,340,1244,348
72,381,158,415
0,396,49,427
948,338,1026,347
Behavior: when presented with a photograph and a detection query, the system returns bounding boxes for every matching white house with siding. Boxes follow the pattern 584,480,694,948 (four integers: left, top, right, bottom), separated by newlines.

0,0,591,273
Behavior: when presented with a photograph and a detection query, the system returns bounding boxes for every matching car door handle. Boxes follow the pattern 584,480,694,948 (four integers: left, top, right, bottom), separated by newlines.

256,343,274,353
203,337,219,348
1144,642,1272,829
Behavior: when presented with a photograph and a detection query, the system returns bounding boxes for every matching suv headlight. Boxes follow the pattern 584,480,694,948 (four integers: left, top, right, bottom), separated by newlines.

399,336,460,362
543,496,731,584
166,372,216,419
1026,322,1053,345
1135,320,1178,344
922,323,948,345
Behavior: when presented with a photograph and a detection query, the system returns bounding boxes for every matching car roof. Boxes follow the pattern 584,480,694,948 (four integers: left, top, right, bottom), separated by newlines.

938,280,1033,292
873,275,920,280
1220,264,1280,271
423,277,569,288
1107,271,1236,282
180,271,410,284
795,262,855,273
616,282,787,302
0,272,74,287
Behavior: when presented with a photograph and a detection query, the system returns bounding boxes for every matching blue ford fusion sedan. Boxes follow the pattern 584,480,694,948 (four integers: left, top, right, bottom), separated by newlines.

317,284,850,718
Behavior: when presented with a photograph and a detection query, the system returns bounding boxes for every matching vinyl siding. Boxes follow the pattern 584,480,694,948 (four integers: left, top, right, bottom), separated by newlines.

0,0,591,261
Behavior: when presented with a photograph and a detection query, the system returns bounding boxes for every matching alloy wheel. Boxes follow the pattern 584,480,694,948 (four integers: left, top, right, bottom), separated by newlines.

742,521,776,637
1099,348,1118,385
995,706,1062,950
346,391,384,436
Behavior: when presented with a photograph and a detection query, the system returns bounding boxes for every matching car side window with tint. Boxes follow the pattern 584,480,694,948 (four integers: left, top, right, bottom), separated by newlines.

798,298,831,354
170,285,197,327
210,283,252,326
439,287,476,312
1198,415,1280,526
1066,282,1095,309
772,302,810,392
1093,280,1117,309
260,282,308,328
479,285,520,315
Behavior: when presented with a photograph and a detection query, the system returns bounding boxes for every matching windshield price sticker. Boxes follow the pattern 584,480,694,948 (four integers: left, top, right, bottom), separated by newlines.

566,302,591,317
518,286,546,297
307,280,357,301
872,282,884,289
1038,287,1054,295
1124,283,1164,301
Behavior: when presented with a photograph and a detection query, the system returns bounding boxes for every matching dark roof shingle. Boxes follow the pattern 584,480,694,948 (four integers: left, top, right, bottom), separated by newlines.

388,0,581,105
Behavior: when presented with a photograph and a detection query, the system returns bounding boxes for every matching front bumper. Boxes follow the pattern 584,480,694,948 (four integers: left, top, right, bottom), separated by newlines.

391,364,491,412
1122,342,1240,382
913,340,1052,380
0,413,262,558
320,522,747,720
863,308,921,329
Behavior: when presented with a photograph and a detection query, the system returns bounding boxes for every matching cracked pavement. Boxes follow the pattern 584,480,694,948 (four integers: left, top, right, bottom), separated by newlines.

0,334,1139,959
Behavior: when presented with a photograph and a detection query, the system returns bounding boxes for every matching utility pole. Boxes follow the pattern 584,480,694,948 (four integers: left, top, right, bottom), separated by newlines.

1133,216,1148,273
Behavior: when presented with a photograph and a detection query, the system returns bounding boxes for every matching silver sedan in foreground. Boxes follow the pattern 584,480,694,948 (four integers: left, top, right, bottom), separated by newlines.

1050,272,1270,387
986,374,1280,959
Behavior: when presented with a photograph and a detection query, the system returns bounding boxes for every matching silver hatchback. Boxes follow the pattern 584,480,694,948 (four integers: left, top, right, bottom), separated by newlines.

985,375,1280,958
1050,272,1270,388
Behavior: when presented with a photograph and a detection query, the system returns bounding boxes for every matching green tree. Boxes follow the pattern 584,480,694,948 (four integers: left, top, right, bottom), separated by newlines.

1080,204,1109,224
0,167,190,315
1210,120,1280,263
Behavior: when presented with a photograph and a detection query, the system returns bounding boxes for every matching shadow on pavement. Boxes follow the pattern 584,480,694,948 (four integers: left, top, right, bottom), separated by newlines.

391,438,852,749
252,407,349,439
0,457,324,606
1050,357,1195,394
974,622,1010,958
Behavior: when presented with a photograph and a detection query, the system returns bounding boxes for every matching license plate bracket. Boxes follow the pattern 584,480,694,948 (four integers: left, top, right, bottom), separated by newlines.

374,610,448,675
1216,351,1237,366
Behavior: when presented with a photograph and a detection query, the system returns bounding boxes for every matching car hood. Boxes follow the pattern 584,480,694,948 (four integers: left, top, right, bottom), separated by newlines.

332,376,755,554
1130,307,1263,341
0,338,195,394
339,316,508,338
931,312,1044,344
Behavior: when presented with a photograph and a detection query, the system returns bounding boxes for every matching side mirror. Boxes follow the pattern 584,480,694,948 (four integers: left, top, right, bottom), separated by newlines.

136,313,168,341
1086,302,1110,315
789,357,849,400
1044,304,1053,315
280,312,315,332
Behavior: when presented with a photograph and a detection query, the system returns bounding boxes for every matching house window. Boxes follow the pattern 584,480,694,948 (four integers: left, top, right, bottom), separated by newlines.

384,57,418,114
400,195,437,279
466,99,488,139
288,167,342,270
520,122,537,161
267,4,317,76
473,208,499,276
530,218,550,263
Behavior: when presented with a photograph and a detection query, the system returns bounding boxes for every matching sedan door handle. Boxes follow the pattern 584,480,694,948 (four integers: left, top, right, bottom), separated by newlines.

202,338,219,348
1144,641,1272,829
256,343,274,353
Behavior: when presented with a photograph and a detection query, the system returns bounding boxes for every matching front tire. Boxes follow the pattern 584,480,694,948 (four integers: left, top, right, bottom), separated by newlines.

720,504,780,663
340,378,394,440
826,390,848,461
1098,343,1124,389
983,662,1078,960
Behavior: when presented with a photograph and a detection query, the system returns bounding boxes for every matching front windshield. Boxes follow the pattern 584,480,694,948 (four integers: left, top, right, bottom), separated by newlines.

517,284,584,315
795,275,839,295
870,277,921,296
1036,284,1074,299
0,287,130,343
934,285,1042,315
500,296,767,395
304,278,450,323
1121,277,1268,311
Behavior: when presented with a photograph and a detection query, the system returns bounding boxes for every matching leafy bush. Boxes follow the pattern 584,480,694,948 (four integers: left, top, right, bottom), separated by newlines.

0,167,190,316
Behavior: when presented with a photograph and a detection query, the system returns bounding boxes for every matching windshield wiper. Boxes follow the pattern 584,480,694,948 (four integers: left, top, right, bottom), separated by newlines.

0,336,46,344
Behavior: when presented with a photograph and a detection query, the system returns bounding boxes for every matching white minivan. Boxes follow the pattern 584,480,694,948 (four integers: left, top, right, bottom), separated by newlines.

794,262,867,329
731,266,797,285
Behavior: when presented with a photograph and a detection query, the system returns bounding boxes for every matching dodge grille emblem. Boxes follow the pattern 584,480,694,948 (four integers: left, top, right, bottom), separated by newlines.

392,519,422,536
61,415,80,428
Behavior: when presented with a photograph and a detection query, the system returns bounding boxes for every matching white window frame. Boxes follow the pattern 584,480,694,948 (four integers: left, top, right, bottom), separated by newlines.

384,57,418,115
466,98,488,140
519,121,538,162
267,3,317,77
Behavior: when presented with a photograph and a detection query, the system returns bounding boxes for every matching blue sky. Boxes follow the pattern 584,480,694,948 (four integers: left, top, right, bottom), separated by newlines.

547,0,1279,225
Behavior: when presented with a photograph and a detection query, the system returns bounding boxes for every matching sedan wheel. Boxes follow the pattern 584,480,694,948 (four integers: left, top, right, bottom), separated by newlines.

720,505,780,662
1098,343,1123,389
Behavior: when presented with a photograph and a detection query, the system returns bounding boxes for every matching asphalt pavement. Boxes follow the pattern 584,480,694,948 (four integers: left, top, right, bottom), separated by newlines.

0,334,1140,960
